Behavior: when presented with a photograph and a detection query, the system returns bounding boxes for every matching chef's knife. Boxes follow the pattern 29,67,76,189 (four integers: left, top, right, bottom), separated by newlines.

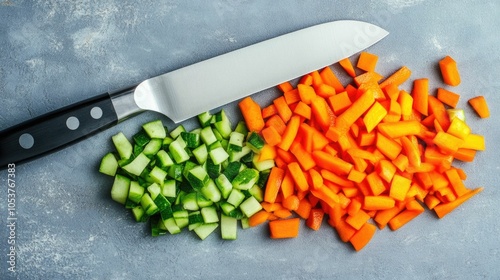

0,20,388,167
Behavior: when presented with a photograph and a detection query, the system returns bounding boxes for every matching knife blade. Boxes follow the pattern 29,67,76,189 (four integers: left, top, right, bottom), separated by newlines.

0,20,388,167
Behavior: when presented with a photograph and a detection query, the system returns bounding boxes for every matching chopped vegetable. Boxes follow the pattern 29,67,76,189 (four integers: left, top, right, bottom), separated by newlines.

468,96,490,118
439,55,461,86
100,110,272,240
240,52,486,251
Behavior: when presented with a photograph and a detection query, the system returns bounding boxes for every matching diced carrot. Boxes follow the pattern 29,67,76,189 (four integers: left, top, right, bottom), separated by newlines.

269,218,300,239
306,209,325,231
437,88,460,108
379,66,412,89
238,97,265,132
339,57,356,77
388,200,425,231
282,194,300,211
248,210,270,227
439,55,461,86
357,52,379,72
295,199,312,219
274,209,293,219
354,71,383,87
434,188,483,218
261,126,282,147
264,167,286,203
349,222,377,251
363,195,395,211
468,96,490,118
277,81,294,93
461,134,485,151
297,84,317,105
389,174,412,201
273,96,293,123
287,162,309,192
265,115,287,135
346,209,370,230
284,88,301,104
293,101,312,120
262,104,278,119
320,66,345,93
412,78,429,116
363,101,388,133
277,115,301,151
315,84,336,98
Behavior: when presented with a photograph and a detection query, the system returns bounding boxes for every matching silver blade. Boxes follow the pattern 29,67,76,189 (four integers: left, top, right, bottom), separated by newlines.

134,20,388,123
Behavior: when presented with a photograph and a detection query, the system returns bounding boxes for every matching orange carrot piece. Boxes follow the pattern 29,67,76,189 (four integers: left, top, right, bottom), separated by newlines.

261,202,283,213
347,169,366,183
299,74,313,86
262,104,278,119
346,209,371,230
295,199,312,219
377,120,422,139
350,222,377,251
284,88,301,104
290,142,316,171
376,159,397,183
276,148,295,164
309,169,324,190
328,91,352,115
315,84,336,98
432,131,464,155
363,101,388,133
311,96,331,129
434,187,483,218
306,209,325,231
335,218,357,242
363,196,395,211
278,81,294,93
335,89,375,134
346,198,362,216
357,52,379,72
293,101,312,120
379,66,412,89
461,134,485,151
297,84,317,105
282,194,300,211
280,170,295,199
376,132,402,160
321,169,355,188
287,162,309,192
439,55,461,86
261,126,282,147
412,78,429,116
312,151,353,176
339,57,356,77
365,172,387,196
389,174,412,201
248,210,270,227
273,96,293,123
444,168,468,197
277,115,301,151
400,136,421,168
374,203,405,229
269,218,301,239
354,71,383,87
437,88,460,108
274,209,293,219
428,95,451,131
264,167,286,203
388,200,424,231
310,185,340,208
310,70,323,87
238,97,265,132
265,115,287,135
398,90,414,119
468,96,490,118
320,66,345,92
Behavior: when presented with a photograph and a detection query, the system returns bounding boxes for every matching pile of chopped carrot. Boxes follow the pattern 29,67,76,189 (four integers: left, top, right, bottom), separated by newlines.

239,52,487,251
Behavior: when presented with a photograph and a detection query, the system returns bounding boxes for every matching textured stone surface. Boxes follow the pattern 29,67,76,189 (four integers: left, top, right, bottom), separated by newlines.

1,1,499,279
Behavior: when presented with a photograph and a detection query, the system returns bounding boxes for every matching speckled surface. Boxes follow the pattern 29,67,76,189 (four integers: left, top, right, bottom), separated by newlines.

1,1,499,279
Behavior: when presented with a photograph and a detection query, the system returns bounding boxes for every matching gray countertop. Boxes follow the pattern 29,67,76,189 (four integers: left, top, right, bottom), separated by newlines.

1,1,499,279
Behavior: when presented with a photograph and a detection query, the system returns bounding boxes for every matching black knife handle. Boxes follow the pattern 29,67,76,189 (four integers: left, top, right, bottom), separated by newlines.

0,90,129,168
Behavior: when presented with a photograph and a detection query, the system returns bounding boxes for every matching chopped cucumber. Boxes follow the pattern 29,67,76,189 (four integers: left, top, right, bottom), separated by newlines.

112,132,133,160
221,214,237,240
111,174,130,204
99,152,118,176
122,153,151,176
193,223,219,240
101,114,273,240
142,120,167,139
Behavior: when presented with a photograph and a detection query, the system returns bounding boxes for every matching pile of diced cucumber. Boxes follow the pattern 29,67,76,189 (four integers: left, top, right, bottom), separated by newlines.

99,110,274,240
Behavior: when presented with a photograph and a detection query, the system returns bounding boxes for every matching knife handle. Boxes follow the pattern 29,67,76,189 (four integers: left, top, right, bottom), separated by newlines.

0,87,142,168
